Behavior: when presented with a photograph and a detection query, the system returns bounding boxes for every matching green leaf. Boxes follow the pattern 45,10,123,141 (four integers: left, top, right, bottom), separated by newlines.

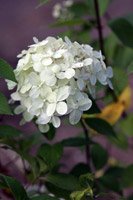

84,96,101,114
109,13,133,48
98,0,110,16
70,2,89,17
31,194,59,200
112,68,128,96
52,19,85,27
0,58,16,82
99,167,124,192
47,173,80,191
0,125,22,137
38,0,50,6
0,92,12,115
70,188,93,200
61,137,88,147
85,118,116,137
127,61,133,74
38,143,63,169
0,174,29,200
91,144,108,170
120,114,133,136
71,163,90,177
122,165,133,188
79,173,94,188
42,124,56,140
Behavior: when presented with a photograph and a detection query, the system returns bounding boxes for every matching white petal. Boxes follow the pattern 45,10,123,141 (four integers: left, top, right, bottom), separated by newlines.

56,102,67,115
28,72,40,85
52,64,61,73
36,113,51,124
6,80,17,90
56,86,70,101
46,103,56,116
23,111,34,122
73,62,84,68
107,79,113,89
53,49,67,58
56,72,66,79
83,58,93,66
69,109,82,125
42,57,53,66
14,105,25,114
38,124,49,133
33,37,39,43
77,78,85,90
106,67,113,78
20,83,31,94
90,74,97,85
33,62,42,72
65,68,75,79
11,92,21,101
40,70,57,86
47,92,57,103
97,71,107,83
52,116,61,128
78,98,92,111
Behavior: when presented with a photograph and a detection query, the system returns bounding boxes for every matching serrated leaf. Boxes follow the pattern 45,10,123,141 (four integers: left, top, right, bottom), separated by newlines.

0,58,16,82
109,13,133,48
0,92,12,115
0,174,29,200
0,125,22,137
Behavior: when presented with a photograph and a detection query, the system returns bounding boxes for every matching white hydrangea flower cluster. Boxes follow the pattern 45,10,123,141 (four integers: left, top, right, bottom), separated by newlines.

52,0,73,19
7,36,113,133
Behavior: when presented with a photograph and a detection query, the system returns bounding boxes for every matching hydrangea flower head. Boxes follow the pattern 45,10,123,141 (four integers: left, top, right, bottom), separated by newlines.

7,36,113,132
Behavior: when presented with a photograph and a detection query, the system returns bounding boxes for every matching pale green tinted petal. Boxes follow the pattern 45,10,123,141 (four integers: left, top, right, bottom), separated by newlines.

78,98,92,111
65,68,75,79
56,101,67,115
38,124,50,133
69,109,82,125
56,86,70,101
52,116,61,128
14,105,25,114
46,103,56,116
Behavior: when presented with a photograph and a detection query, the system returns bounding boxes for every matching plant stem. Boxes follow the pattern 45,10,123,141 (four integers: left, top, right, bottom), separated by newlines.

81,119,90,167
93,0,105,56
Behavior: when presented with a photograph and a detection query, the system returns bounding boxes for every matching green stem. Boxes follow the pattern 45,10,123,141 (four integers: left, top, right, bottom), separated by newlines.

81,119,90,167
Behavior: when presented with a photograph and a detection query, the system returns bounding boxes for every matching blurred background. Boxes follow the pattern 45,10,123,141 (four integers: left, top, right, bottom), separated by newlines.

0,0,133,199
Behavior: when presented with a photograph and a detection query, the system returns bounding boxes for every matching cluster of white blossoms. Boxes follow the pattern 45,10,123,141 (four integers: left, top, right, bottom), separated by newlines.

52,0,73,19
7,36,113,133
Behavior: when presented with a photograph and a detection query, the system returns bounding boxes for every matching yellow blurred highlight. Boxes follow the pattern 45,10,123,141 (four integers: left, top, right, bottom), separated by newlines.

82,86,132,125
97,86,131,125
96,102,125,125
118,86,132,110
96,86,131,125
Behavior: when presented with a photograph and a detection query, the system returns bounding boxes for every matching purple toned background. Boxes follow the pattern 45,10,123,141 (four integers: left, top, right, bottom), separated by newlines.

0,0,133,199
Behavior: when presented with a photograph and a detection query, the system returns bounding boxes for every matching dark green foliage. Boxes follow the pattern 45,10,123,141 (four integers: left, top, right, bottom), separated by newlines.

109,13,133,48
0,174,29,200
0,58,16,82
0,92,12,115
